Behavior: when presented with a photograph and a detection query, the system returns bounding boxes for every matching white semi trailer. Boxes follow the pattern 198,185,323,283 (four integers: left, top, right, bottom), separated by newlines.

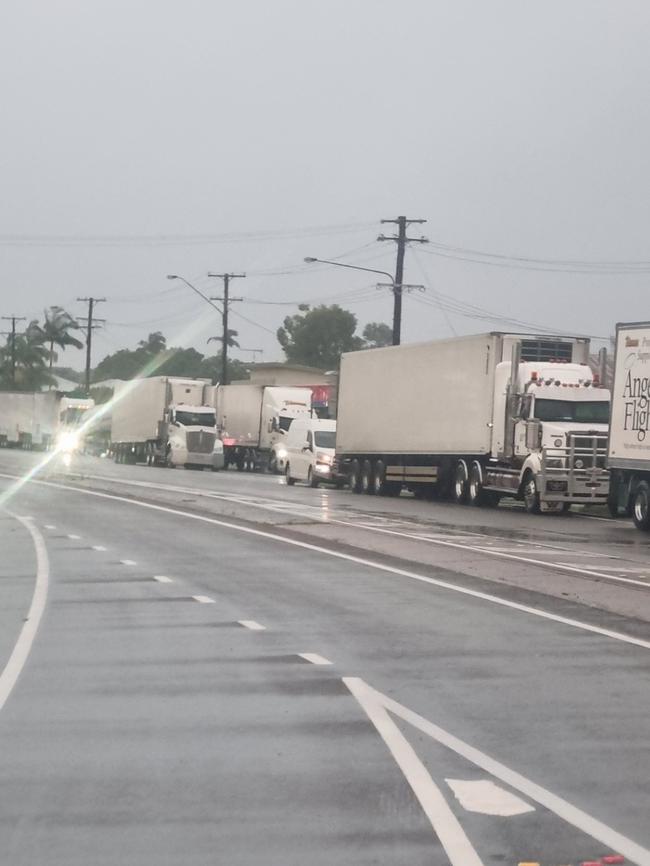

607,321,650,530
0,391,61,450
214,384,312,471
111,376,224,470
336,332,610,512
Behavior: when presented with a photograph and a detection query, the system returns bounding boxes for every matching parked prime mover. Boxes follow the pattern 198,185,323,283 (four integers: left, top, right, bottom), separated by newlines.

0,390,62,450
607,321,650,530
111,376,224,470
214,384,312,471
336,333,610,512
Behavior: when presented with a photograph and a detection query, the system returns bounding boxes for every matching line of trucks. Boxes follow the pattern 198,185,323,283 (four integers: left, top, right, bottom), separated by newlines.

3,324,650,531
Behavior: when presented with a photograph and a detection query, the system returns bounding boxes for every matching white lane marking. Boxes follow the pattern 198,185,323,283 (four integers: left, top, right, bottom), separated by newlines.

238,620,266,630
343,677,484,866
67,533,81,540
153,575,173,583
445,779,534,816
192,595,216,604
7,477,650,651
298,653,332,665
0,515,49,714
119,559,137,566
44,524,56,530
344,677,650,866
92,545,107,552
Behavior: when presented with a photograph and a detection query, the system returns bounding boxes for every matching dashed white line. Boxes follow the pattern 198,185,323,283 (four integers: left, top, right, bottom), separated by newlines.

192,595,216,604
67,534,81,540
44,524,56,530
153,575,173,583
11,477,650,651
298,653,332,665
92,545,107,552
238,620,266,631
119,559,137,566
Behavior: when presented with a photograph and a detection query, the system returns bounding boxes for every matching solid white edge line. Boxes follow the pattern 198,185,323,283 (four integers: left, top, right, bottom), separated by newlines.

0,514,49,714
4,476,650,651
92,545,107,551
343,677,484,866
344,677,650,866
153,575,173,583
298,653,332,665
238,620,266,630
192,595,216,604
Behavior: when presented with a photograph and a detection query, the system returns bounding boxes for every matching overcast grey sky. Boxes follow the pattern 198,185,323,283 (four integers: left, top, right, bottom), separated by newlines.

2,0,649,368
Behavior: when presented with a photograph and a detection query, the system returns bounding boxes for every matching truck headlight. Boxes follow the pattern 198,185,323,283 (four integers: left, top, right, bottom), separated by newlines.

58,431,80,451
554,438,563,448
277,447,288,459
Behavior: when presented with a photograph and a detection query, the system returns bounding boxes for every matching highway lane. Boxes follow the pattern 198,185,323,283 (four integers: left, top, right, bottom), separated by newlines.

0,455,649,864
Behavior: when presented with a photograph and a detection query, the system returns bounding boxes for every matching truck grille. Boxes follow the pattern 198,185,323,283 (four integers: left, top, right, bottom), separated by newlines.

569,434,607,469
186,430,216,453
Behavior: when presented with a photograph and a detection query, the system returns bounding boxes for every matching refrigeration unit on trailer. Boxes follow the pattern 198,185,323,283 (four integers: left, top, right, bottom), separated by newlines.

0,390,61,450
607,321,650,530
336,332,610,512
214,384,312,471
110,376,224,470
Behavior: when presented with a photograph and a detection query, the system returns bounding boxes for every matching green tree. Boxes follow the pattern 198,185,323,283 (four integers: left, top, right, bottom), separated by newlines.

207,328,240,349
138,331,167,354
277,304,364,369
198,353,250,384
362,322,393,349
0,330,55,391
28,306,84,369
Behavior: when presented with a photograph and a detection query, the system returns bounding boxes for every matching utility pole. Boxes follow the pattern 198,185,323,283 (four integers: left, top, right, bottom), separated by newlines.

378,215,428,345
1,315,27,388
207,273,245,385
77,297,106,396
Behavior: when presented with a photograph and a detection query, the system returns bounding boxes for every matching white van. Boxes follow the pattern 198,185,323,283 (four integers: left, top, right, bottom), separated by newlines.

285,418,339,487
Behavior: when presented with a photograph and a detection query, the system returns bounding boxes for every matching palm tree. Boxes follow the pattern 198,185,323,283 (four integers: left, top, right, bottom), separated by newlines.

0,332,55,390
29,306,84,369
208,329,240,349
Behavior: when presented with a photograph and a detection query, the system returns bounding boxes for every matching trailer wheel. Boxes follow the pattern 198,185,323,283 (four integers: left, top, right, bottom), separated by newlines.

361,459,374,495
523,472,541,514
373,460,386,495
453,461,469,504
349,459,363,494
632,481,650,531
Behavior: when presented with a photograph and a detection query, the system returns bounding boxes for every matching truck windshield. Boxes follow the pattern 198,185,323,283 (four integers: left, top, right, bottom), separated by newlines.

314,431,336,448
533,399,610,423
175,411,216,427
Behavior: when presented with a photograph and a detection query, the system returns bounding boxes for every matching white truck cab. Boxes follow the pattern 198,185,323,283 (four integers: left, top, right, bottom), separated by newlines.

284,418,338,487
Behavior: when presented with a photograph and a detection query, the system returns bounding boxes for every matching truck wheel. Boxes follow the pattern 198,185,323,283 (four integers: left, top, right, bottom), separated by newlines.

349,459,363,494
361,459,374,495
523,473,541,514
285,463,296,486
468,463,486,506
453,461,469,504
632,481,650,531
236,454,245,471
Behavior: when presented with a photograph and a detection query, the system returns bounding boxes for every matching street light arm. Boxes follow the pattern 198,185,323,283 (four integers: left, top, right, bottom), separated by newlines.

303,257,395,286
166,275,223,314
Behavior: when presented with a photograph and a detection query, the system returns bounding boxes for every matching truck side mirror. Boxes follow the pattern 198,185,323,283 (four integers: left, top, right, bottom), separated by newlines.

526,420,542,450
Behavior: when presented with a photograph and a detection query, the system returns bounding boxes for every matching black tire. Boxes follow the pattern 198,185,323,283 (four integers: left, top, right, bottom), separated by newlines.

632,481,650,531
285,463,296,486
349,459,363,494
269,455,278,474
361,459,374,495
523,472,541,514
236,454,245,471
468,463,483,506
308,467,319,488
453,461,469,504
373,460,386,496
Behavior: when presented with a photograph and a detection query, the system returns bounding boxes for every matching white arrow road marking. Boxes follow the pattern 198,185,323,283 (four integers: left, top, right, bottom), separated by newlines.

343,677,650,866
344,677,484,866
445,779,534,817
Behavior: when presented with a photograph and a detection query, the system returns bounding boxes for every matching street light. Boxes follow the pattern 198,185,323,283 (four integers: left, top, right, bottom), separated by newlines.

303,257,422,345
166,274,222,314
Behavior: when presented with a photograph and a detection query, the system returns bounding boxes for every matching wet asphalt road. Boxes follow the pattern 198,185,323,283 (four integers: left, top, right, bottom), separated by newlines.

0,449,649,865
